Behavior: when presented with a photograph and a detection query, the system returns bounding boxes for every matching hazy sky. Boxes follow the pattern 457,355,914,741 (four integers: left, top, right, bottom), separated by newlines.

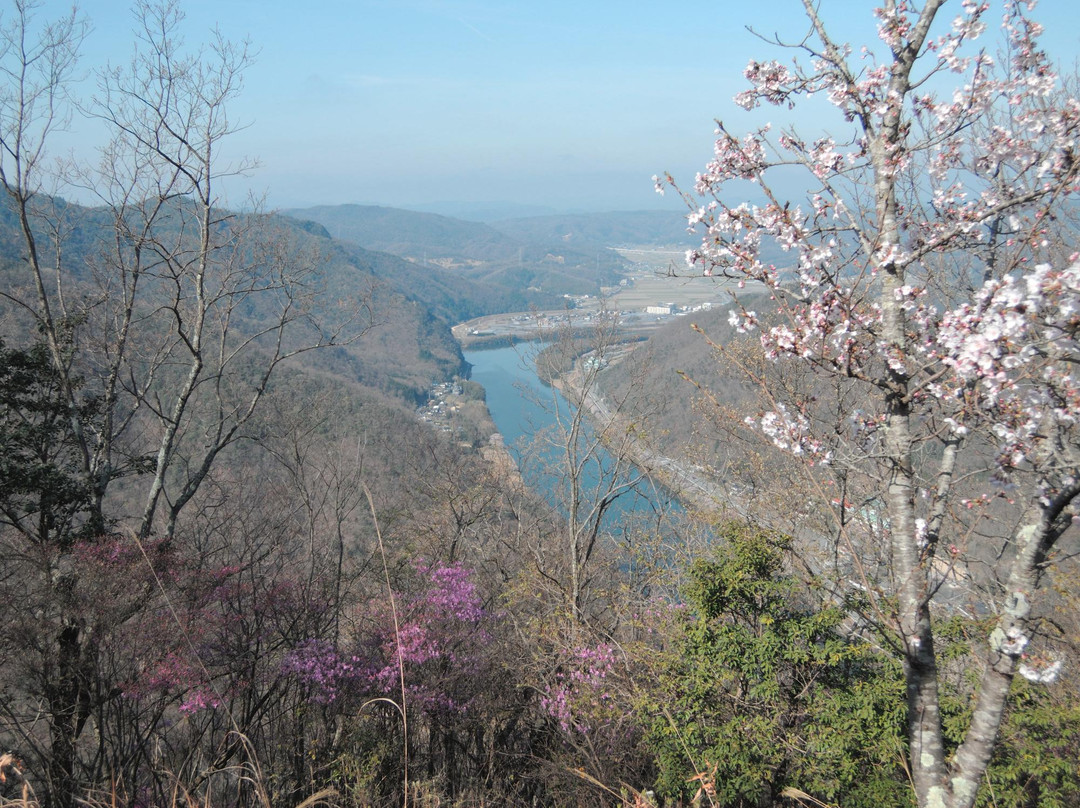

53,1,1080,213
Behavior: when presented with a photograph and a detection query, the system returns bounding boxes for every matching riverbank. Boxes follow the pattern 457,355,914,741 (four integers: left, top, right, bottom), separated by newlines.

452,308,702,350
551,352,741,519
459,344,549,493
478,433,525,490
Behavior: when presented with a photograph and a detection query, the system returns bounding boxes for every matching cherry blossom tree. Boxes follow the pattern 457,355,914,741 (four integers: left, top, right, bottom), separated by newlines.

659,2,1080,807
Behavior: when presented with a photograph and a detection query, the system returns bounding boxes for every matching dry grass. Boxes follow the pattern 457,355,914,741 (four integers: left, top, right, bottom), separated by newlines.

0,747,345,808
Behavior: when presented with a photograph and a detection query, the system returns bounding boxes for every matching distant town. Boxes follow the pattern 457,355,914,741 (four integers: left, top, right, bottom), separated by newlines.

453,253,758,347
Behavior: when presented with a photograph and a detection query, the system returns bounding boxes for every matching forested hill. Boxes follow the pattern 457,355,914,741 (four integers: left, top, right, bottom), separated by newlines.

300,237,467,403
335,239,558,324
595,299,763,466
283,204,626,303
0,195,466,406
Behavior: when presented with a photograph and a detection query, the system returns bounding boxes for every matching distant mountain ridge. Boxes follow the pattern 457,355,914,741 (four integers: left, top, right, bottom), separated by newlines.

401,201,558,222
283,204,523,263
283,203,633,306
284,204,692,254
492,209,692,248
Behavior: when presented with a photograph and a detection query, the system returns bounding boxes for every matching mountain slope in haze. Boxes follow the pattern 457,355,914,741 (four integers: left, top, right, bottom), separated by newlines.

492,209,813,273
403,200,558,222
491,209,693,248
333,239,558,324
283,204,625,303
285,204,522,264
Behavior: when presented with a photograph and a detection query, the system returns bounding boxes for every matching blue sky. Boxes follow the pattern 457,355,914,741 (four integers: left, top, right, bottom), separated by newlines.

54,1,1080,213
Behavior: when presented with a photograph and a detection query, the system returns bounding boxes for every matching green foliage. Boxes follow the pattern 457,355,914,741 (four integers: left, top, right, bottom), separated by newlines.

457,378,486,402
0,339,96,546
933,617,1080,808
644,522,910,807
534,337,590,383
977,679,1080,808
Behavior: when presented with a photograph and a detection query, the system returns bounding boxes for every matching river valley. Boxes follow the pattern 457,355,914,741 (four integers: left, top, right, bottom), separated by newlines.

462,343,690,528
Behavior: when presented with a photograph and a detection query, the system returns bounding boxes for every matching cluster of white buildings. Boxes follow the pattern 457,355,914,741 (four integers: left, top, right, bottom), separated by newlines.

645,301,713,317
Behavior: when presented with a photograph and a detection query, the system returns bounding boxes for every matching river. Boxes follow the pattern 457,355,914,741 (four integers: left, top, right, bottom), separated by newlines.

463,343,680,527
462,343,556,458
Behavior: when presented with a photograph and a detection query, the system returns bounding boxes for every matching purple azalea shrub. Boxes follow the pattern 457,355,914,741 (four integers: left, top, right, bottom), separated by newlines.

541,643,619,735
280,638,362,704
366,560,492,715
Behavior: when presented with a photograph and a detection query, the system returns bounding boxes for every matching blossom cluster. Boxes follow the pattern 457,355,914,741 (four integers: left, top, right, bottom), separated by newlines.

663,0,1080,479
126,646,224,716
366,560,491,715
747,404,832,464
931,262,1080,467
280,639,362,704
541,643,619,735
1018,653,1063,684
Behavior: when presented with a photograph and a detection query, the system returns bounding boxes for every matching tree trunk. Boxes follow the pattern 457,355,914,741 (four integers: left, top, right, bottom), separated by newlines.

45,620,90,808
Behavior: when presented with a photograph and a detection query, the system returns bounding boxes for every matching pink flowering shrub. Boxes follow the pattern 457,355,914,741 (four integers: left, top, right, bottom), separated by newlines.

364,560,492,715
536,638,650,782
541,643,620,735
67,537,229,713
281,639,362,704
98,541,337,720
